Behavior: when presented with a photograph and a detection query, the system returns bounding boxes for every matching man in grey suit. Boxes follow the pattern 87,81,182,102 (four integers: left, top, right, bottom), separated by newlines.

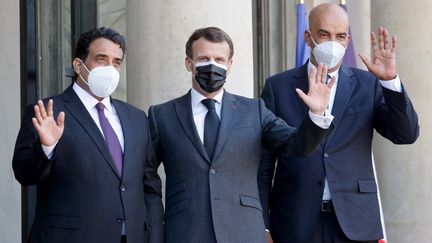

148,27,335,243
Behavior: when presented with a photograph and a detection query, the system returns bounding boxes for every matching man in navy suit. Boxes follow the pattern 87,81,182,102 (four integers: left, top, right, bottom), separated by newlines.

13,27,163,243
259,3,419,243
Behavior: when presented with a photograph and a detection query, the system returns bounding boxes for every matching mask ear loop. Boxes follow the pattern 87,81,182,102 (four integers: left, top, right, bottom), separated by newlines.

308,30,319,47
77,59,91,86
79,59,91,73
187,57,197,73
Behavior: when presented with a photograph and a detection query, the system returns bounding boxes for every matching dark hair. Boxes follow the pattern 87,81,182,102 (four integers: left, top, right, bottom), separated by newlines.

185,27,234,59
74,27,126,61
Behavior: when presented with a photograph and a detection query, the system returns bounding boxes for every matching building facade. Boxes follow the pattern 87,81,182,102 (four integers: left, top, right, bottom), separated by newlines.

0,0,429,242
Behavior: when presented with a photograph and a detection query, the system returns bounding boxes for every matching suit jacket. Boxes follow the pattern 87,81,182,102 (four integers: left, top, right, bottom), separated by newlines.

13,86,163,243
259,63,419,242
148,90,331,243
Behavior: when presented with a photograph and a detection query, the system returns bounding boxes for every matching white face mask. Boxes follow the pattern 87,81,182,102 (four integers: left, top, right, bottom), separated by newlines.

79,60,120,98
309,31,346,69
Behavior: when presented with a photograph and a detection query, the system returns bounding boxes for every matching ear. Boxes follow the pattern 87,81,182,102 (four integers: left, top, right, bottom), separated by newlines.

73,58,83,75
185,57,194,72
226,59,233,75
304,30,312,48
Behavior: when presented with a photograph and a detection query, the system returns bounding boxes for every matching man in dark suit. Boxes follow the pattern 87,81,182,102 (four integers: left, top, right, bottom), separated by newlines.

13,27,163,243
148,26,335,243
259,3,419,243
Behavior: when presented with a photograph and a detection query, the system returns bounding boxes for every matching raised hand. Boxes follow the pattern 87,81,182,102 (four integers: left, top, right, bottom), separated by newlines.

296,63,335,115
359,27,397,80
32,99,65,146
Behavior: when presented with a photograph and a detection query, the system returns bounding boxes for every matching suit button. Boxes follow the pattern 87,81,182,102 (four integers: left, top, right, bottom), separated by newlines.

324,153,329,158
117,218,123,223
209,169,216,175
317,181,323,187
120,186,126,192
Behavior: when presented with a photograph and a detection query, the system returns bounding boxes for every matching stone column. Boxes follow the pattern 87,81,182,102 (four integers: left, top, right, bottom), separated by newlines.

126,0,254,111
345,0,371,69
0,1,21,242
371,1,431,241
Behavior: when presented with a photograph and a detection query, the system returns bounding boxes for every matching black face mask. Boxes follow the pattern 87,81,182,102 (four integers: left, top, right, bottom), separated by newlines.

194,62,227,93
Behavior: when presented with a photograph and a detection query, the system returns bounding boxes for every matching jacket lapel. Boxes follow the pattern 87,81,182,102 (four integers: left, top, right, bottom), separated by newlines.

325,65,357,147
212,91,236,161
112,100,132,179
292,63,309,115
62,87,121,179
174,91,211,163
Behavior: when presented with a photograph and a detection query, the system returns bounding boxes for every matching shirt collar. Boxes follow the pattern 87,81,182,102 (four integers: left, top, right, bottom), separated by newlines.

191,87,224,109
72,82,113,112
307,61,340,80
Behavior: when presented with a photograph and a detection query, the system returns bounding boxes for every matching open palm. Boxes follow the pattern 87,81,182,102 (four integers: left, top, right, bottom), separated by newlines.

359,27,397,80
32,99,65,146
296,63,335,115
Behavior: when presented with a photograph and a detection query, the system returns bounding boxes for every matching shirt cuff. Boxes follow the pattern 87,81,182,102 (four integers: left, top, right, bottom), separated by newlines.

379,75,402,92
309,110,334,129
41,142,58,159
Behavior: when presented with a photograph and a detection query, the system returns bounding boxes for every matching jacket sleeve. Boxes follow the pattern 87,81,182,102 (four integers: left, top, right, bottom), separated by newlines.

12,104,56,185
260,98,331,157
258,148,276,229
145,106,164,243
374,81,419,144
258,79,278,228
143,109,164,243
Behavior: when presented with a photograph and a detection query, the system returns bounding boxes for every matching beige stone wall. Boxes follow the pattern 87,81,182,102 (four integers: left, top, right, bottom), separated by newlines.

0,1,21,242
372,0,431,241
121,1,429,241
126,0,254,111
98,0,127,101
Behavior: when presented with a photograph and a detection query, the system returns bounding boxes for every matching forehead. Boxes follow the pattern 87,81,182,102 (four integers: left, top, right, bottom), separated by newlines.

310,11,349,33
88,38,123,58
191,37,230,59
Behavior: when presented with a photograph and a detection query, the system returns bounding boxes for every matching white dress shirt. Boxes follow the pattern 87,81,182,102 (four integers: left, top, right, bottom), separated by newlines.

41,83,124,158
306,61,402,200
191,88,223,143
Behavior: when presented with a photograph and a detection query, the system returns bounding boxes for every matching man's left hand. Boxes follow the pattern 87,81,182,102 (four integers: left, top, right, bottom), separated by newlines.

359,27,397,80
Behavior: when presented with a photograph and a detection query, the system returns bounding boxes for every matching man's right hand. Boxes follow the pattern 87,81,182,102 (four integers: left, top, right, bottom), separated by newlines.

32,99,65,146
296,63,335,116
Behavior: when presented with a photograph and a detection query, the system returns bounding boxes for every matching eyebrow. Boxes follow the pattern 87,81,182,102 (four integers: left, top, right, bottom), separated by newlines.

317,29,330,34
94,53,123,61
317,29,348,36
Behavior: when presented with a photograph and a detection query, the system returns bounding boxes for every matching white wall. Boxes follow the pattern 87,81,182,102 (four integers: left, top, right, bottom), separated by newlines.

126,0,254,111
372,0,431,241
0,1,22,242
